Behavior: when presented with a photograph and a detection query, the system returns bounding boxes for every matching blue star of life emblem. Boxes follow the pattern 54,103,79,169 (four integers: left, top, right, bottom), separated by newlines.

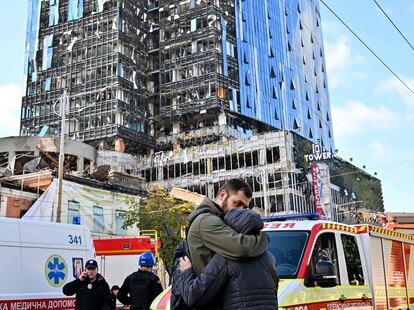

45,255,67,287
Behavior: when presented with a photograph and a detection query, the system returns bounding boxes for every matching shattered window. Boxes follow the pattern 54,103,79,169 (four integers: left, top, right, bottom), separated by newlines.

42,34,54,70
191,19,197,32
49,0,59,26
97,0,104,12
68,0,84,21
44,77,52,91
93,206,104,232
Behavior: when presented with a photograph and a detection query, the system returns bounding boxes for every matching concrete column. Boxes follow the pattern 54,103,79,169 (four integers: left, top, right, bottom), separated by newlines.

218,112,227,126
77,156,84,172
207,183,215,199
149,122,155,137
282,171,291,212
172,122,181,150
0,194,6,217
89,161,96,174
157,166,163,181
172,122,181,134
8,151,16,171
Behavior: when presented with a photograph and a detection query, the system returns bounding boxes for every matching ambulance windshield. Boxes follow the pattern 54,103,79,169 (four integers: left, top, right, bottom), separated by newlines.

265,231,309,278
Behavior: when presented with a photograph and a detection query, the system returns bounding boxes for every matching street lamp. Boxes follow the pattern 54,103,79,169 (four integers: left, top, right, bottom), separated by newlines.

56,89,68,223
54,86,107,222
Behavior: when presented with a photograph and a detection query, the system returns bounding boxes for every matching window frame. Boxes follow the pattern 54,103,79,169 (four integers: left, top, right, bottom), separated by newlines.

93,205,105,233
340,233,367,286
115,210,127,235
305,231,341,287
67,200,80,225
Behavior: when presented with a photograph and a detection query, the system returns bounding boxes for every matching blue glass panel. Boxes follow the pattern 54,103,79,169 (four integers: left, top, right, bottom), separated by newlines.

42,34,54,70
24,0,41,85
44,77,52,91
118,63,123,77
97,0,104,12
68,0,84,21
221,17,228,77
191,19,197,32
234,0,335,150
49,0,59,26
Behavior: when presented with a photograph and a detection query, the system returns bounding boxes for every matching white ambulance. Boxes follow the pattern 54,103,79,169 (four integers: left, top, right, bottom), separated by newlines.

151,214,414,310
0,218,95,310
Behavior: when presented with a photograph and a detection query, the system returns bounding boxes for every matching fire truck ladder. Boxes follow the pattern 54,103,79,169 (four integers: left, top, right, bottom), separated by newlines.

138,230,159,258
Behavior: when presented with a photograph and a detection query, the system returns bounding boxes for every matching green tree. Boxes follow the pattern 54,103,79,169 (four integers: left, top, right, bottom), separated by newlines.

123,186,194,274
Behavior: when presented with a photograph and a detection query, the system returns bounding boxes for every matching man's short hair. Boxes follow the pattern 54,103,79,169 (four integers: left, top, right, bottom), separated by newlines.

217,179,253,198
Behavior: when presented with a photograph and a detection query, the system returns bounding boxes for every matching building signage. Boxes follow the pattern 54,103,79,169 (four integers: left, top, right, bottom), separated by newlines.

304,143,333,162
311,163,325,218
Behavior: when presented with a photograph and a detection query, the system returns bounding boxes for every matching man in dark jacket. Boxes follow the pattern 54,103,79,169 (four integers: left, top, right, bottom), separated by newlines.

63,259,112,310
179,209,279,310
117,252,163,310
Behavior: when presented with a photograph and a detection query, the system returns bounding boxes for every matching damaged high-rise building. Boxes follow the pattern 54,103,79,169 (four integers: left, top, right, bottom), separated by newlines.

21,0,334,154
21,0,154,153
151,0,335,152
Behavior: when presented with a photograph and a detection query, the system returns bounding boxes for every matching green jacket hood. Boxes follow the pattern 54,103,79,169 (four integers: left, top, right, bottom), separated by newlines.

189,198,223,222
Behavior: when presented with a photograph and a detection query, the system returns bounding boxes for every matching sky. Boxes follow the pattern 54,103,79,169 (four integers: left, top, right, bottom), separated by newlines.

0,1,413,212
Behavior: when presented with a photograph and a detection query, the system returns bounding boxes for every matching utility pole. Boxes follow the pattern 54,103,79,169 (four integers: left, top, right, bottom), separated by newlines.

56,89,68,223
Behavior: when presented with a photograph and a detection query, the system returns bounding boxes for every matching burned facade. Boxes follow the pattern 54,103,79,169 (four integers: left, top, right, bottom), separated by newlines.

150,0,335,151
21,0,334,153
21,0,153,153
138,131,383,218
150,0,242,150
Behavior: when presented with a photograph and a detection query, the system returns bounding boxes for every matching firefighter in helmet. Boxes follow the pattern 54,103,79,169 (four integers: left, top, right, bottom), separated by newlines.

117,252,163,310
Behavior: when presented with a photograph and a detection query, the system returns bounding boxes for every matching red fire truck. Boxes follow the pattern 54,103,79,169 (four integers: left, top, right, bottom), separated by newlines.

93,231,160,292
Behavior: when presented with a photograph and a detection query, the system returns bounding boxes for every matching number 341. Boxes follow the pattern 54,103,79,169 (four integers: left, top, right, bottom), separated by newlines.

68,234,82,245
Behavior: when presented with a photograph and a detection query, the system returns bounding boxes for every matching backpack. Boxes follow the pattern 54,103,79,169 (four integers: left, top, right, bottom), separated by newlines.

170,209,210,310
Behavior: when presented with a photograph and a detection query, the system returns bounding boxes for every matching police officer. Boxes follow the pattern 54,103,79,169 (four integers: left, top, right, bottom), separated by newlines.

117,252,164,310
63,259,112,310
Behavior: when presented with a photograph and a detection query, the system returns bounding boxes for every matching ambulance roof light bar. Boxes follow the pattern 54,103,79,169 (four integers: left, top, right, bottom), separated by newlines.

262,212,320,222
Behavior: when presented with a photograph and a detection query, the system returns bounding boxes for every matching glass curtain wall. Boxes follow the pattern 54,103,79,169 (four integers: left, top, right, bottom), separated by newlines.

234,0,335,152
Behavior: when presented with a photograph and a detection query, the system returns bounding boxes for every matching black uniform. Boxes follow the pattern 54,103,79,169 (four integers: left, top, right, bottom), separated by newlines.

62,274,112,310
111,293,117,310
117,269,164,310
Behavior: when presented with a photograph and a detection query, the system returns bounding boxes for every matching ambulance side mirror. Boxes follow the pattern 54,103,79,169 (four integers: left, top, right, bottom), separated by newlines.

311,261,339,288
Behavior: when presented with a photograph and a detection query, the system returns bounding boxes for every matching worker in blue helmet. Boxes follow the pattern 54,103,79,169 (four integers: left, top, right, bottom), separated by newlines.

117,252,163,310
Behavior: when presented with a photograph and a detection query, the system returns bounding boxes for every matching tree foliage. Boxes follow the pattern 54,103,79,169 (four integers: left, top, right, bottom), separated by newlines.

123,186,194,274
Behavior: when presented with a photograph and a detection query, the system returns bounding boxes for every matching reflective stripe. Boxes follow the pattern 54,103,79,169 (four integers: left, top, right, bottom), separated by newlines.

322,223,357,233
151,286,171,310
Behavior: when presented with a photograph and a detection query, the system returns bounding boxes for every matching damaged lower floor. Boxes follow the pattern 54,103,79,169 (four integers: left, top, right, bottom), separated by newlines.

138,131,365,219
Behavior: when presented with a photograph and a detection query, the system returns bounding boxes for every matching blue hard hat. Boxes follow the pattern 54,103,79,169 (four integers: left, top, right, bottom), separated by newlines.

139,252,155,267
